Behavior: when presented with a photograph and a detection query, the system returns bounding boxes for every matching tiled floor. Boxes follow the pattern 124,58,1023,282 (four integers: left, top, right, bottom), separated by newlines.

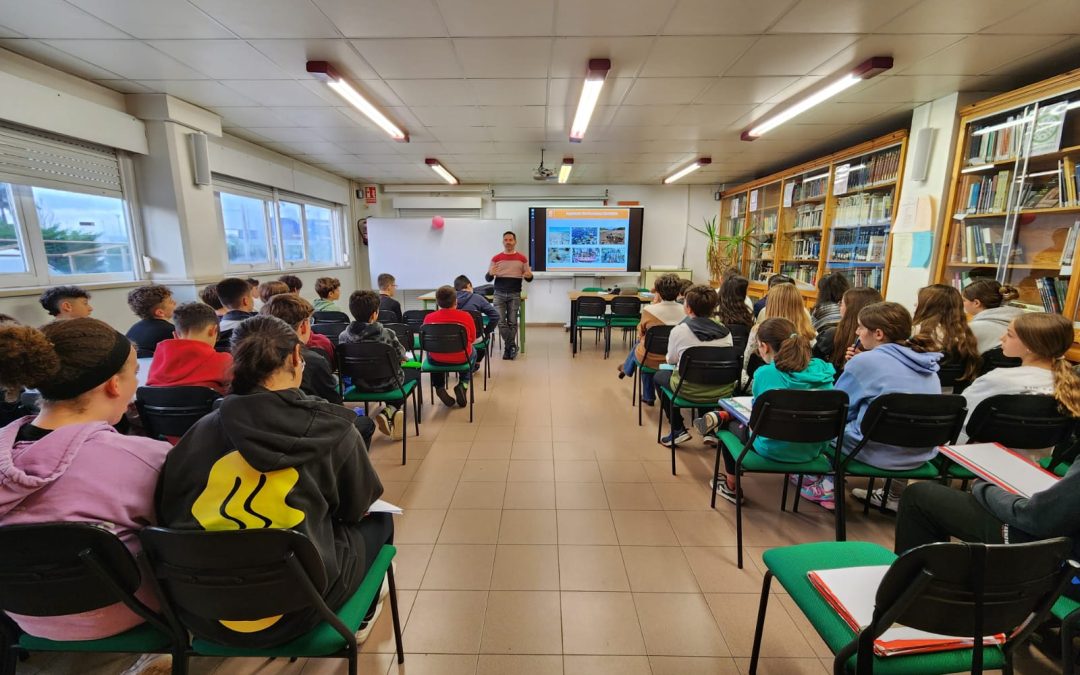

21,328,1064,674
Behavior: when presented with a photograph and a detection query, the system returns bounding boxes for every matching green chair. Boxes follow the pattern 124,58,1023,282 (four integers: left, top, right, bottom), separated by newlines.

339,342,421,465
608,296,642,354
711,389,849,569
633,325,673,426
420,323,475,422
139,528,402,675
384,322,423,409
1052,594,1080,674
573,296,608,357
656,346,741,475
835,394,967,541
0,523,184,675
751,539,1075,675
403,309,432,356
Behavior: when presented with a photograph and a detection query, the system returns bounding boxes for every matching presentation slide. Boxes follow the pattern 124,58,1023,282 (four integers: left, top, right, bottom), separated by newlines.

530,207,643,273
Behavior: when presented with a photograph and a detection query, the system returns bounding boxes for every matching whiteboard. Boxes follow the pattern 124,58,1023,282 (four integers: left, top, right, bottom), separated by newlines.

367,218,514,289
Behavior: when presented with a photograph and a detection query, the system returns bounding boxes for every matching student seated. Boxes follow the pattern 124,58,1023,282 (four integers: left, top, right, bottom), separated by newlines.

261,280,337,362
752,274,794,319
216,277,258,332
800,302,942,510
813,287,882,379
0,315,37,426
454,274,500,362
911,284,981,386
260,295,342,405
259,280,290,305
199,283,227,317
0,318,169,641
39,285,93,320
156,314,392,648
245,277,260,307
675,277,693,304
654,285,734,446
423,285,476,408
313,276,345,313
147,302,233,394
745,283,816,371
377,273,402,322
617,273,684,406
715,274,754,330
340,290,416,440
279,274,303,294
962,279,1024,353
702,317,835,504
810,271,849,332
125,284,177,358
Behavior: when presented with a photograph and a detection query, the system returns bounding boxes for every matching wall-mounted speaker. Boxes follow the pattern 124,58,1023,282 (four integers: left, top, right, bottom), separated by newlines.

909,127,935,183
189,132,211,186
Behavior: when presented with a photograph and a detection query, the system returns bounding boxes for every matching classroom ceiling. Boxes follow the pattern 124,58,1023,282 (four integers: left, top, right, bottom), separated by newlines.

2,0,1080,186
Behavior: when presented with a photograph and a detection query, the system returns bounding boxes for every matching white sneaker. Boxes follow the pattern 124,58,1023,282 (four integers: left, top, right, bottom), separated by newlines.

121,654,172,675
851,487,899,512
374,409,392,437
390,408,404,441
703,434,718,446
356,569,393,644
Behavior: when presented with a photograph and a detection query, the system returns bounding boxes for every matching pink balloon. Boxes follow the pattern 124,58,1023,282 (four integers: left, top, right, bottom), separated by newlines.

432,215,445,229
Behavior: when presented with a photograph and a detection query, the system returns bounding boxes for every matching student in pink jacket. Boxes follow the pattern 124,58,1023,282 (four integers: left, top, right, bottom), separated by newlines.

0,318,170,641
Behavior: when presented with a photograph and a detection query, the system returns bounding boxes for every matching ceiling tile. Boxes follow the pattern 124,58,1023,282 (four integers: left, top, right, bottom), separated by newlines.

791,101,908,125
548,77,633,108
813,34,965,79
133,79,258,107
878,0,1040,33
480,106,547,127
623,78,714,105
42,39,205,79
148,40,288,79
454,38,552,78
554,0,678,36
440,141,497,154
0,0,129,38
546,105,617,131
244,127,324,142
426,126,493,142
769,0,920,33
981,0,1080,33
641,36,757,77
900,35,1065,76
312,0,447,37
984,35,1080,77
387,79,476,106
842,74,995,104
548,37,652,79
662,0,795,34
93,79,154,94
269,106,356,127
188,0,339,38
410,106,483,127
220,80,331,107
486,127,547,142
0,26,23,38
726,34,858,76
350,38,462,79
470,78,548,105
67,0,233,38
0,38,123,80
610,105,685,126
211,106,295,127
696,76,799,104
671,104,756,126
247,39,378,80
436,0,555,36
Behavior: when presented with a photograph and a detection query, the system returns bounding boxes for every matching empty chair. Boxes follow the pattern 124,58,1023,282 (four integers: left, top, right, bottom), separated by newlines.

135,385,222,441
377,309,399,325
608,296,642,349
634,324,673,426
310,322,350,344
313,310,350,324
573,296,608,357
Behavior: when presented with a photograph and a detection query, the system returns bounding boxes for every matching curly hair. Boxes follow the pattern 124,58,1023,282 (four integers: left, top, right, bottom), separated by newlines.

126,284,173,320
0,318,125,401
716,275,753,328
912,284,980,381
1012,312,1080,417
653,274,682,302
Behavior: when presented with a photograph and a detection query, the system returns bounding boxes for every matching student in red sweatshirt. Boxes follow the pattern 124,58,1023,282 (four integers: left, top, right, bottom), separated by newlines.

147,302,233,394
423,285,476,408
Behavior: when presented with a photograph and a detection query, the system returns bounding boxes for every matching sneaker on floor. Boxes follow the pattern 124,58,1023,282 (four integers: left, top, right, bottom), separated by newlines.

709,477,744,504
454,381,468,407
121,654,172,675
640,398,654,407
354,599,384,644
693,411,724,437
390,408,404,441
703,434,718,446
507,345,518,360
661,428,692,446
502,349,511,360
435,387,455,407
852,487,899,513
800,482,835,511
617,366,627,380
374,409,392,437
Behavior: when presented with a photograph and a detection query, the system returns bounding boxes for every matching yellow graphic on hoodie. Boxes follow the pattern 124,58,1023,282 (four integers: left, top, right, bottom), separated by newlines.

191,451,306,531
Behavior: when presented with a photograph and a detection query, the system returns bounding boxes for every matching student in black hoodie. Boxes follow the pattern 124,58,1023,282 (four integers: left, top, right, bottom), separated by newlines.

124,284,176,357
156,315,392,648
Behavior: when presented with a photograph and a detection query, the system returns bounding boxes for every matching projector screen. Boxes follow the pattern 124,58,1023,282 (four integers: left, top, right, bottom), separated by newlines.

528,207,643,273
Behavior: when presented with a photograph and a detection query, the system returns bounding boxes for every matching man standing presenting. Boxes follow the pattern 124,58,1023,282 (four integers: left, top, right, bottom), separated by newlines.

486,231,532,360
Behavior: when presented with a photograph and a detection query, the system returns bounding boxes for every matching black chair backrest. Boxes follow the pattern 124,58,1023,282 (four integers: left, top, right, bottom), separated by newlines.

857,393,967,449
937,358,971,391
138,527,329,630
641,324,673,356
576,296,607,318
378,309,400,324
214,328,233,353
310,322,349,342
312,310,350,324
420,323,468,356
0,523,146,618
384,322,414,352
966,394,1075,450
403,309,432,331
338,342,403,390
978,346,1022,377
865,539,1076,674
610,296,641,318
466,309,484,338
136,385,222,438
727,323,750,363
748,389,849,445
675,345,742,388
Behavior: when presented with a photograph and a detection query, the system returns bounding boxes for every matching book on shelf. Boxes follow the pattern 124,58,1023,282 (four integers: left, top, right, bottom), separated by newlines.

838,147,902,193
1061,220,1080,274
1029,100,1069,157
955,221,1017,264
832,266,883,289
834,192,893,227
794,203,825,229
1035,276,1068,313
966,117,1023,165
789,235,821,260
963,170,1012,214
793,174,828,201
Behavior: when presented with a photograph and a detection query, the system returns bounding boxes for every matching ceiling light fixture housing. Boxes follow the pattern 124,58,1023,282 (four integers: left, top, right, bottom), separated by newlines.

426,158,458,185
663,157,711,184
558,158,574,184
570,58,611,143
740,56,893,141
307,60,409,142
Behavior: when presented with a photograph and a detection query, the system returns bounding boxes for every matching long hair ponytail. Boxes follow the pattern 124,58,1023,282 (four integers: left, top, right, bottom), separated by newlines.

758,317,812,373
1013,313,1080,417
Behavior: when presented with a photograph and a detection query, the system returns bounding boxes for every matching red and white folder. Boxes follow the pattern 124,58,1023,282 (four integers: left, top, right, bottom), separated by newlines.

937,442,1060,497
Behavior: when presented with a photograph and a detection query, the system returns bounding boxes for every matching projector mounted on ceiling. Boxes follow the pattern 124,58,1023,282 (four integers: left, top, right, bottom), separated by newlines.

533,148,557,182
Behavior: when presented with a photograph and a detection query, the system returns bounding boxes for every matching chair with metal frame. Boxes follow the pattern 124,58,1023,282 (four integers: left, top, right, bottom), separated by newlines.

466,310,492,391
313,310,350,324
712,389,849,569
633,324,673,426
311,322,350,345
377,309,400,325
339,342,420,465
383,322,423,408
573,296,608,357
403,310,432,353
608,296,642,350
936,358,973,394
750,538,1077,675
727,323,751,393
135,385,222,442
138,527,403,675
976,346,1022,377
420,323,475,423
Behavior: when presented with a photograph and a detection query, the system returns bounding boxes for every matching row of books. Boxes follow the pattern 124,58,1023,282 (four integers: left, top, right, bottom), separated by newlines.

792,175,827,202
831,266,883,289
793,203,825,230
837,147,902,193
963,170,1011,214
965,117,1025,165
834,192,894,228
1035,276,1069,313
954,223,1009,264
781,262,817,284
788,235,821,260
752,210,778,233
1016,160,1073,209
830,231,887,263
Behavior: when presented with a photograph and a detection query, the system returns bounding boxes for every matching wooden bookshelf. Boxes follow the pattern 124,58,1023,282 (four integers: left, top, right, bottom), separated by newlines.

719,130,908,303
933,66,1080,358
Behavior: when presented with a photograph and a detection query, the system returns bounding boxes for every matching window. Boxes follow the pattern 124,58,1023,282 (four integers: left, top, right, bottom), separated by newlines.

215,176,346,272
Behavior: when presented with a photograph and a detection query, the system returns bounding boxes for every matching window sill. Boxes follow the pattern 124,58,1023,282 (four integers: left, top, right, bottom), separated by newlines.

0,279,145,299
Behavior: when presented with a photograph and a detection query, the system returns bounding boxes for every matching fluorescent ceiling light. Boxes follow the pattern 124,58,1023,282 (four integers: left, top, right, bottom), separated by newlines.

741,57,893,141
425,158,458,185
559,158,574,184
307,60,408,142
663,157,710,184
570,59,611,143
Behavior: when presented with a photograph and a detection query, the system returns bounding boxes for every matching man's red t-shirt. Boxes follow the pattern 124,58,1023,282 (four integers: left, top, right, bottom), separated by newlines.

423,308,476,363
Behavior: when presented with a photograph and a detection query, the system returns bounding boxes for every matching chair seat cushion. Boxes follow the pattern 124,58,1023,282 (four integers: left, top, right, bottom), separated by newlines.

192,545,396,658
659,386,721,409
609,317,639,327
422,359,470,373
717,431,832,474
842,458,940,479
639,365,658,374
412,335,421,350
1038,456,1070,477
577,318,606,328
20,620,173,654
1053,594,1080,621
763,541,1005,674
344,380,416,402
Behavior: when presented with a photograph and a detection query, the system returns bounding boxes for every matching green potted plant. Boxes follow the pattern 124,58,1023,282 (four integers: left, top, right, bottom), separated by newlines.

689,216,759,285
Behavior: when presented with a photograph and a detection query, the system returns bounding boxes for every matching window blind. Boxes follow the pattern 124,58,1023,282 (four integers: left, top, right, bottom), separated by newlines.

0,124,122,196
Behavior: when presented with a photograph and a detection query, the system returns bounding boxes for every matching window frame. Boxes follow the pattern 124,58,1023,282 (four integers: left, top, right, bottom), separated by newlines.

215,183,279,274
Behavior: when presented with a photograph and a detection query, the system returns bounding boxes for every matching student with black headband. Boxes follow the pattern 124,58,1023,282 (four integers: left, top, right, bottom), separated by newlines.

0,318,170,641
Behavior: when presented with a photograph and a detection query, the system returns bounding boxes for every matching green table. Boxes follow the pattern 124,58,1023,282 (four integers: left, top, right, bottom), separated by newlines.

418,290,527,354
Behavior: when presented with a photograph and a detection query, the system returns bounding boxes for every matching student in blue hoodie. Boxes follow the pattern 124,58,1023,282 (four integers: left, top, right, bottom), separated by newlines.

454,275,499,364
799,301,942,509
698,317,836,504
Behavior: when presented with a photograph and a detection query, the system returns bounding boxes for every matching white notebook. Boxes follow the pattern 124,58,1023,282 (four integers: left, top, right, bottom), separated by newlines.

368,499,403,515
937,443,1059,497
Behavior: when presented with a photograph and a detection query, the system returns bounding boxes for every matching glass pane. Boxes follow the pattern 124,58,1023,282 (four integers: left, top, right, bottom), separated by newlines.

304,204,335,264
0,183,28,274
220,192,270,265
32,187,132,276
278,201,304,262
